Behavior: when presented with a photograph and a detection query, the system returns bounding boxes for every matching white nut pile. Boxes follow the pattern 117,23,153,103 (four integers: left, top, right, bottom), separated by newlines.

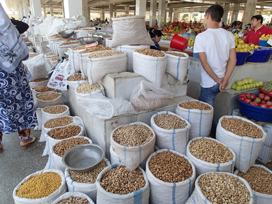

113,124,153,146
57,197,89,204
44,116,73,129
135,49,165,57
76,82,100,94
189,138,233,163
154,114,187,129
67,73,87,81
198,173,250,203
179,101,212,110
43,105,67,114
36,92,60,101
80,45,111,54
88,50,124,58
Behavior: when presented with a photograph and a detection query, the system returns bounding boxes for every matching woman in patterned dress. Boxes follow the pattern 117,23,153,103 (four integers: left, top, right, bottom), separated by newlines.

0,4,37,152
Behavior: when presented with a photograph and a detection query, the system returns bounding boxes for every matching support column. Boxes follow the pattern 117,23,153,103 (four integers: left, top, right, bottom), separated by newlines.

158,0,166,28
243,0,258,25
149,0,156,26
231,3,240,22
62,0,65,18
222,3,230,24
168,7,173,23
101,9,105,21
125,5,129,14
22,0,29,16
30,0,42,17
64,0,88,19
135,0,146,17
87,7,90,21
114,10,117,17
173,8,178,20
109,4,113,19
50,5,53,16
43,7,46,17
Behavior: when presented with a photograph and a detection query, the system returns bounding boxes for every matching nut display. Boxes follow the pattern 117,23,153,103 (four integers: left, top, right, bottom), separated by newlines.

52,57,60,61
30,78,47,83
57,197,89,204
154,114,187,129
36,92,60,101
237,166,272,194
112,124,153,146
221,117,263,138
189,138,233,163
179,101,212,110
88,50,124,58
16,172,61,199
53,137,89,157
76,82,100,94
72,45,87,50
149,151,192,183
67,73,87,81
69,161,107,183
166,52,186,57
48,125,81,139
80,45,111,54
44,116,73,129
198,173,250,204
100,166,145,195
135,49,165,57
60,41,79,46
45,52,56,56
32,86,55,93
43,105,67,114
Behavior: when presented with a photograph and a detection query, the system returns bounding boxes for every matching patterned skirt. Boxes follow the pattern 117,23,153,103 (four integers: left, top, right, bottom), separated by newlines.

0,63,37,134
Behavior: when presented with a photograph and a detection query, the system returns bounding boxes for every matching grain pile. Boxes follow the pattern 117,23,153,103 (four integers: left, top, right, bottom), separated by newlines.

60,41,79,46
43,105,67,114
36,92,60,101
72,45,86,50
57,197,89,204
179,101,212,110
79,45,111,54
67,73,87,81
30,78,47,83
88,50,123,58
32,86,55,93
135,49,165,57
154,114,187,129
48,125,81,139
76,82,100,94
167,52,186,57
44,116,73,128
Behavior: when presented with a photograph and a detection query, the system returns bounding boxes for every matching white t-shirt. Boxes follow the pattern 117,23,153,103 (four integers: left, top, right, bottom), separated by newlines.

194,28,235,88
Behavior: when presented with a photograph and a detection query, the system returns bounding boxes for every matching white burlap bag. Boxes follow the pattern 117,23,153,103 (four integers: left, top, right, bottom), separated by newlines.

34,92,64,109
51,192,94,204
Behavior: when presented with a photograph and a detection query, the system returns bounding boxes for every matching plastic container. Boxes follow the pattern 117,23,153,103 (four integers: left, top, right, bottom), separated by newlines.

246,47,272,63
236,93,272,122
259,40,269,47
170,34,188,51
236,52,250,66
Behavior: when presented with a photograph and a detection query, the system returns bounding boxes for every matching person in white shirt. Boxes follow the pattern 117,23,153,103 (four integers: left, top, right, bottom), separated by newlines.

194,4,237,107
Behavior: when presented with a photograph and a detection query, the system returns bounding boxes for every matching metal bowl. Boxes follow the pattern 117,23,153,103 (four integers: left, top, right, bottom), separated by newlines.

58,30,75,38
78,37,102,45
62,144,104,172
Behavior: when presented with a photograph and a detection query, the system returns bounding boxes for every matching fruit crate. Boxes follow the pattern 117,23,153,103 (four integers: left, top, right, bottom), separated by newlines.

236,52,250,66
246,47,272,63
236,93,272,122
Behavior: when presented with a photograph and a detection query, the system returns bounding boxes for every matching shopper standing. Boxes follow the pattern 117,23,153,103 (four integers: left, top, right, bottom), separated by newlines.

149,28,163,51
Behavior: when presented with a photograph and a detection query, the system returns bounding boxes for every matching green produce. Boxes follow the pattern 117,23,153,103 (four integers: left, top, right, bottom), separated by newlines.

263,81,272,92
232,78,263,90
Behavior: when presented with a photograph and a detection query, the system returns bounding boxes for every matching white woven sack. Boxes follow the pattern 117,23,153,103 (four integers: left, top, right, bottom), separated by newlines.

75,82,105,100
175,100,214,139
133,51,166,87
58,42,81,58
146,149,196,204
216,116,267,173
47,136,92,171
115,45,150,72
96,163,150,204
44,53,58,65
111,16,153,48
150,111,191,155
51,192,94,204
53,40,67,55
29,79,48,89
34,92,64,109
87,52,127,85
185,172,254,204
50,58,59,67
165,51,189,83
43,125,84,156
65,158,110,202
68,48,86,73
67,79,88,89
111,122,156,171
234,164,272,204
32,90,56,108
186,137,236,177
13,169,66,204
23,54,48,80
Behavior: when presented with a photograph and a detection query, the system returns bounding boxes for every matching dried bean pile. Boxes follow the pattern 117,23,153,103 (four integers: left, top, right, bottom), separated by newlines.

167,52,186,57
100,166,145,195
199,173,250,204
57,197,89,204
113,124,153,146
43,105,67,114
189,139,233,163
221,118,263,138
53,137,89,157
52,57,60,61
179,101,212,110
69,161,107,183
48,125,81,139
44,116,73,128
72,45,86,50
67,73,87,81
16,172,61,199
154,114,187,129
32,86,55,92
60,41,79,46
237,166,272,194
30,78,47,83
135,49,165,57
80,45,111,54
88,50,123,58
149,151,192,183
36,92,60,101
76,82,100,94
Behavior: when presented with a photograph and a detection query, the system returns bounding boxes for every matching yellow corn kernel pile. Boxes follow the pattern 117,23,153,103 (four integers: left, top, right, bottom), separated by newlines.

16,172,62,199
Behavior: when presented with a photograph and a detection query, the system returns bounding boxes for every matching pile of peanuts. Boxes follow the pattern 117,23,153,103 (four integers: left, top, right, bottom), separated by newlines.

43,105,67,114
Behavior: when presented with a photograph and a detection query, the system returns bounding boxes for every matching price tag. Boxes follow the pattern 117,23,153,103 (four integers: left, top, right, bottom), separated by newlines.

267,37,272,46
86,42,98,48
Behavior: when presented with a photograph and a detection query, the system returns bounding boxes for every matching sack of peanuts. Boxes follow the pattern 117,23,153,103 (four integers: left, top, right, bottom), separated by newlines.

44,52,58,66
110,122,156,171
45,136,92,171
52,39,67,55
216,116,267,173
43,125,84,156
175,100,214,139
150,111,191,155
58,40,81,58
75,82,105,100
34,92,63,109
23,54,48,81
115,45,149,72
96,163,150,204
165,51,189,83
133,49,166,87
130,81,174,111
65,158,111,201
51,192,94,204
12,169,66,204
29,78,49,89
111,15,153,48
67,45,86,73
186,137,236,176
66,73,88,89
86,50,127,85
186,172,254,204
146,149,196,204
235,164,272,204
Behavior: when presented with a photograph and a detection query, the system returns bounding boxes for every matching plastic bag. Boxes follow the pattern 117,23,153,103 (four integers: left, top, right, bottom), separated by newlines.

51,192,94,204
130,81,174,111
23,54,48,80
